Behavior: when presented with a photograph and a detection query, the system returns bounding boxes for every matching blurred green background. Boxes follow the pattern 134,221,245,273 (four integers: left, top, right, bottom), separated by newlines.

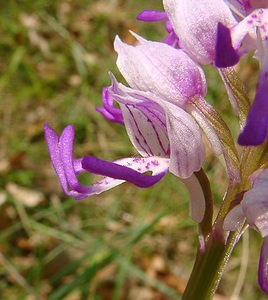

0,0,264,299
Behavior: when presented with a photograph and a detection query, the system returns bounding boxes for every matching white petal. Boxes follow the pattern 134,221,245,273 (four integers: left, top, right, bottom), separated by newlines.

181,174,206,223
114,34,207,107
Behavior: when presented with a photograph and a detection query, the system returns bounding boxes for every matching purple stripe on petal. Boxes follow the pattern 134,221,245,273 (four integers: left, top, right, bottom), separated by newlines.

82,156,168,188
137,10,167,22
215,23,240,68
238,73,268,145
125,105,153,156
258,237,268,294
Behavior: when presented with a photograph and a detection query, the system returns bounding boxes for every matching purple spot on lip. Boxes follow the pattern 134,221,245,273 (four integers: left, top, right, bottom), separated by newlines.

152,160,160,166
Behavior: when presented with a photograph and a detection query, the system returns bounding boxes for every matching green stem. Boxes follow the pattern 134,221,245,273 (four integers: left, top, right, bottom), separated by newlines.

182,142,265,299
182,228,242,300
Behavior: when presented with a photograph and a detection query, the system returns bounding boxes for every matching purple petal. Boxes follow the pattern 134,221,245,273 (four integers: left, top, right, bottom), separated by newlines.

163,32,180,47
215,23,240,67
259,237,268,294
45,124,170,200
44,124,78,197
73,158,83,174
102,87,123,117
59,125,92,194
238,72,268,145
76,156,170,200
96,87,124,124
96,107,124,124
82,156,169,188
137,10,167,22
165,20,173,33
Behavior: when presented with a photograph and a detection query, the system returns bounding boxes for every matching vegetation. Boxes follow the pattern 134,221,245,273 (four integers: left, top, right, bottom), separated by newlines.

0,0,264,299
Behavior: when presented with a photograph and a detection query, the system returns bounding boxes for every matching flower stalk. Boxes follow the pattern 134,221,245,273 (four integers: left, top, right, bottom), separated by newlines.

182,227,244,300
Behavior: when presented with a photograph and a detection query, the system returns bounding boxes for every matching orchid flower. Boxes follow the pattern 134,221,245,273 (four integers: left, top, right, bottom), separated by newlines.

98,33,240,183
138,1,267,145
224,169,268,294
137,1,251,130
44,124,169,198
216,5,268,145
44,35,215,222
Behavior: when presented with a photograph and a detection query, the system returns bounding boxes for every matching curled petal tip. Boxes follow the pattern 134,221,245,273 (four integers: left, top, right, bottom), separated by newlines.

113,35,123,52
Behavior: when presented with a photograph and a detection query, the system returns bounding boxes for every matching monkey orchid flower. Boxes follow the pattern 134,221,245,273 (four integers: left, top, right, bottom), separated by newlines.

44,124,169,198
44,35,213,223
98,33,240,183
224,169,268,294
216,7,268,145
138,1,251,126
